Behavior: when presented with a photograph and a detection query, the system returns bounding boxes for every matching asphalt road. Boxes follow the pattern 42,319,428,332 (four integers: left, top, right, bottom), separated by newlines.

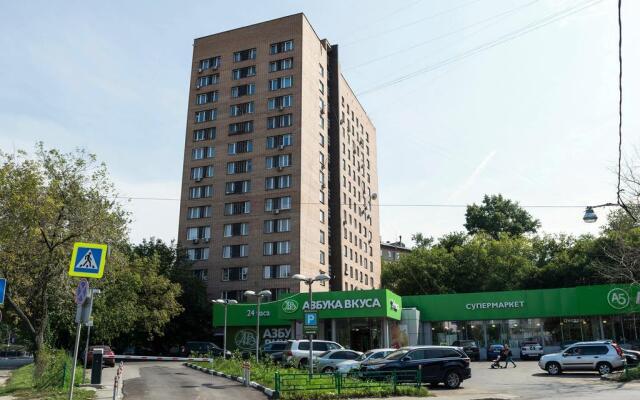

426,360,640,400
122,362,266,400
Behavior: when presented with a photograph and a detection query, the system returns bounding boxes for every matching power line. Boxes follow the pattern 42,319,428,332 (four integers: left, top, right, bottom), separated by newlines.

341,0,483,47
344,0,541,71
357,0,602,96
112,196,590,208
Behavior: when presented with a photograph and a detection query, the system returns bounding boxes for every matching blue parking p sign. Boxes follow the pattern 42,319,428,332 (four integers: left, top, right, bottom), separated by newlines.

304,312,318,327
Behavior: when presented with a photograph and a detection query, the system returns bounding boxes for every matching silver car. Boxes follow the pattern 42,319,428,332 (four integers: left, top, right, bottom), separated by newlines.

538,340,626,375
335,348,396,373
284,340,343,368
312,349,362,373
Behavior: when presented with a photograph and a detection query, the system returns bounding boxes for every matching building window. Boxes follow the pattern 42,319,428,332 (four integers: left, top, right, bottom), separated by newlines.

223,222,249,237
226,159,252,174
224,201,251,216
270,40,294,54
319,115,324,128
268,76,293,91
319,190,324,204
265,154,292,170
264,218,291,233
193,269,208,281
319,210,325,223
190,165,214,180
320,230,325,244
192,147,215,160
228,120,254,135
197,74,219,88
319,80,325,94
233,48,257,62
222,267,248,281
225,180,251,195
265,175,292,190
193,128,216,141
269,58,293,72
231,83,256,98
199,56,221,71
187,205,212,219
230,101,255,117
267,95,293,110
319,133,324,146
195,109,217,123
263,241,291,255
320,250,325,265
264,196,292,212
232,65,256,80
266,134,292,149
227,140,253,155
186,225,211,240
222,244,249,258
189,185,213,199
196,91,218,105
263,264,291,279
187,248,209,261
267,114,292,129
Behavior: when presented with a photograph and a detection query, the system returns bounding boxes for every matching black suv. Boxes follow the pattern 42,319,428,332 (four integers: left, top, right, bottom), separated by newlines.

360,346,471,389
452,340,480,361
262,341,289,364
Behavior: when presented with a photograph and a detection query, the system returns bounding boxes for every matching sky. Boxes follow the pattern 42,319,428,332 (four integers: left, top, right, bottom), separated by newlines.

1,0,638,246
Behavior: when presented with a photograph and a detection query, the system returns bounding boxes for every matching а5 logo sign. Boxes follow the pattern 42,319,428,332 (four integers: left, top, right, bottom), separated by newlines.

607,288,630,310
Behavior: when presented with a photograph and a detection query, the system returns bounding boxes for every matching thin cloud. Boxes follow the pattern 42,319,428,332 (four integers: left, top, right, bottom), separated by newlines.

449,150,497,200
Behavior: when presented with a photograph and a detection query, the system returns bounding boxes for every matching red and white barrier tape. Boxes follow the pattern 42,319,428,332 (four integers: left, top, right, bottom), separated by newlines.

103,355,211,362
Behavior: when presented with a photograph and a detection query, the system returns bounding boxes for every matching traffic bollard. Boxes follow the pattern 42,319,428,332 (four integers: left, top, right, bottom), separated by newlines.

91,348,103,384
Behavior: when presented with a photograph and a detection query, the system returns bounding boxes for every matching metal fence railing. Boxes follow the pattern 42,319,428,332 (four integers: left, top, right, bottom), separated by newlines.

274,369,421,398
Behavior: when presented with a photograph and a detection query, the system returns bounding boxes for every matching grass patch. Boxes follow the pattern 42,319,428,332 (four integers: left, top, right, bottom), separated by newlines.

0,349,93,400
192,356,429,399
617,366,640,382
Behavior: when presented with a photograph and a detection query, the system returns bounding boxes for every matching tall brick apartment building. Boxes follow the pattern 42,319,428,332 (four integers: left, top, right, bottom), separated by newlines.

178,13,380,301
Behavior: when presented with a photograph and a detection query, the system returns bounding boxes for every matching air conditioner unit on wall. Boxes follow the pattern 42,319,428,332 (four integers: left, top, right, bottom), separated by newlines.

278,105,285,112
279,144,285,150
274,209,280,215
198,68,203,73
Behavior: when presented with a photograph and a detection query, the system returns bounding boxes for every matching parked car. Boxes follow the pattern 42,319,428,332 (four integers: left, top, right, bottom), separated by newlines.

85,345,115,367
452,340,480,361
313,349,362,372
360,346,471,389
486,344,504,361
520,340,544,360
336,348,396,374
183,341,230,358
284,340,343,368
622,349,640,367
263,341,289,364
539,340,626,375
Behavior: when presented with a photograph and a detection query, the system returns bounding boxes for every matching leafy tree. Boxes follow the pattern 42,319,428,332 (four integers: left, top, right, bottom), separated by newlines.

464,194,540,238
0,144,128,359
411,233,433,249
381,247,454,295
437,231,468,252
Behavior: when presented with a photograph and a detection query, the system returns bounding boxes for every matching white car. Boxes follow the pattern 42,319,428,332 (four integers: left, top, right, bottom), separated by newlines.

283,340,343,368
335,348,396,373
538,340,626,375
520,341,544,360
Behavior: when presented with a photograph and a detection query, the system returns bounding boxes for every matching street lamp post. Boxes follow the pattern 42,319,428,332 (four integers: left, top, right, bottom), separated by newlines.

582,203,617,223
214,299,238,357
292,273,330,376
243,290,272,363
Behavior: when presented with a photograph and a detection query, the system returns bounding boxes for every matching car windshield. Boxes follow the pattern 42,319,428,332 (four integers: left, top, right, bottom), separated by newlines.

318,351,331,358
357,351,374,361
385,349,409,360
459,341,477,347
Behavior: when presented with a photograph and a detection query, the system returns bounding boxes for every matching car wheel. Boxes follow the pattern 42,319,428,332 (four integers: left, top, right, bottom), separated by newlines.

546,362,561,375
597,362,612,375
322,367,334,373
444,370,462,389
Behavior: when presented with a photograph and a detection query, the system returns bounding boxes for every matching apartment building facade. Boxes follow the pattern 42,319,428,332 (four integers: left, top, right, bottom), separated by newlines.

178,13,380,301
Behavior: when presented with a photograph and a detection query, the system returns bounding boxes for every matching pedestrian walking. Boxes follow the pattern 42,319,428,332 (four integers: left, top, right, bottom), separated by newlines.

503,344,516,368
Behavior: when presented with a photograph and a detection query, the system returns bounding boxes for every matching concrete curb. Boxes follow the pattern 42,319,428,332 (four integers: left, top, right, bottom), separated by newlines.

184,362,277,398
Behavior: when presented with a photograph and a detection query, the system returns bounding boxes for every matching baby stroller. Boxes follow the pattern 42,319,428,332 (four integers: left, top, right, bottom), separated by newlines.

490,351,506,369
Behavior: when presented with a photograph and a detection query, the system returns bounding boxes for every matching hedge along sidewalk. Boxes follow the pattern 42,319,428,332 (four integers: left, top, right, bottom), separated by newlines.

187,359,429,400
185,362,276,398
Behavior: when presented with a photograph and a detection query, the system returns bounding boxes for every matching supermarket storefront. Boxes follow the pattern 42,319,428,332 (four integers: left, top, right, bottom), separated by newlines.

212,284,640,357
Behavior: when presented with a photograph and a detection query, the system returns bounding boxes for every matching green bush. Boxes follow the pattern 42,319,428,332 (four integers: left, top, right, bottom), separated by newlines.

619,367,640,382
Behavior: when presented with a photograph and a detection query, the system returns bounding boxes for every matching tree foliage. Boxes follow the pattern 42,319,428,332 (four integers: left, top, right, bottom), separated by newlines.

464,194,540,238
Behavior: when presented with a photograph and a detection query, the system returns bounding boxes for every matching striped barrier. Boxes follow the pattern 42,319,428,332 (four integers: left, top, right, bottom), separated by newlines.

103,355,212,362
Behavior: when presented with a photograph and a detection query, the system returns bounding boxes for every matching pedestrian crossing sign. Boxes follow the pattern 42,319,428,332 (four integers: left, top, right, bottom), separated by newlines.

68,242,107,278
